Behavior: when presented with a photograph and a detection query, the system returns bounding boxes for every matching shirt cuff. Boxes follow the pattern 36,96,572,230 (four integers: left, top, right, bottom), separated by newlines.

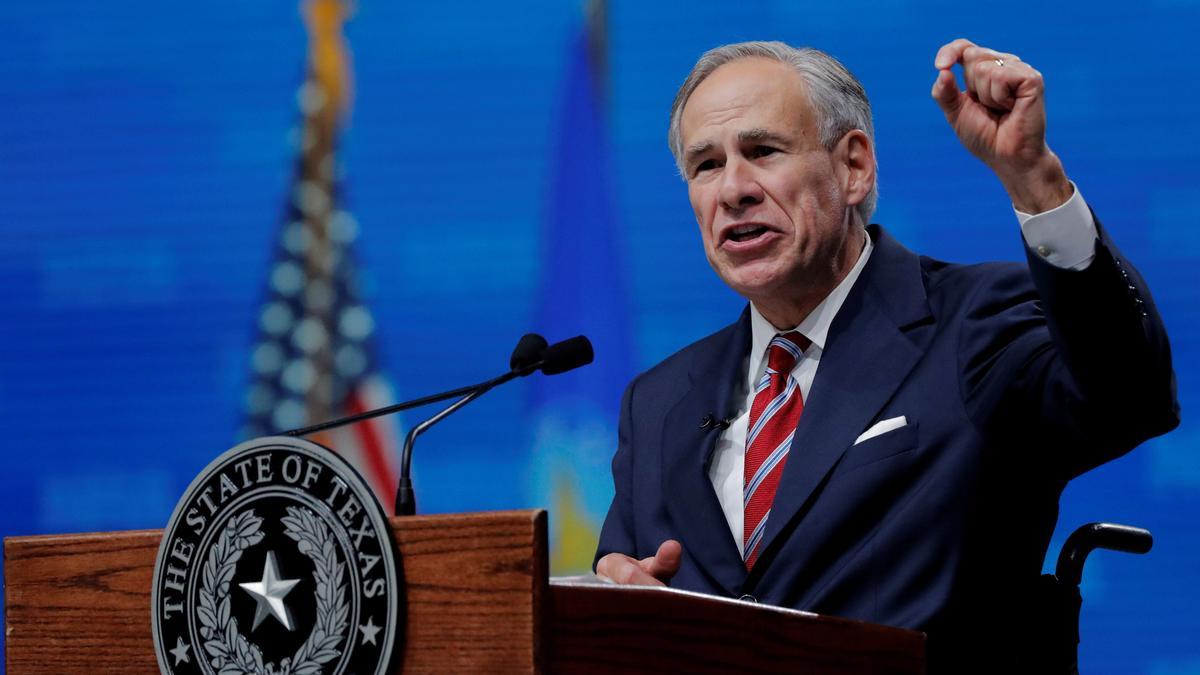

1015,182,1097,271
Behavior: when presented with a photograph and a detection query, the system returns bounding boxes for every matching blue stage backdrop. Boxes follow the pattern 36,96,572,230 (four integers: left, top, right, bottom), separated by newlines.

1,1,1197,672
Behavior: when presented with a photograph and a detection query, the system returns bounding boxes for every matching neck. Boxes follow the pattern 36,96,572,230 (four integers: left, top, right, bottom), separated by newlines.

754,224,867,329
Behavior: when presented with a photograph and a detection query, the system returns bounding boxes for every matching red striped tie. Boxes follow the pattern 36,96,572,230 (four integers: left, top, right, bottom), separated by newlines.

743,332,809,570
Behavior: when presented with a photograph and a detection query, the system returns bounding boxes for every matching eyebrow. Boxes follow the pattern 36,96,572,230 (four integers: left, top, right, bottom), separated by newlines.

684,128,790,167
683,141,714,167
738,128,790,146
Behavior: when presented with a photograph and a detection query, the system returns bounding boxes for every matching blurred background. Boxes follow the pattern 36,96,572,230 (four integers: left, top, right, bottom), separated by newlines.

1,1,1197,672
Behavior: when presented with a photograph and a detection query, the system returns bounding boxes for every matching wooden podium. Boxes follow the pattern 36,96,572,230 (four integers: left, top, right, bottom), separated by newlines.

5,509,924,673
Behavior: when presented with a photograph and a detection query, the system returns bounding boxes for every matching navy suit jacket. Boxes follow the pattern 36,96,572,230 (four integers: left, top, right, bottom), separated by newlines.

596,224,1178,671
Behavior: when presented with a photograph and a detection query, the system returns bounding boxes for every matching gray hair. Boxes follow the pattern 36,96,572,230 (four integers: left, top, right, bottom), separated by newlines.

667,41,878,223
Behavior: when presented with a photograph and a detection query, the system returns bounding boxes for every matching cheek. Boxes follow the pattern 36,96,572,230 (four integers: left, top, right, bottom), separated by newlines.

789,176,841,225
688,187,715,239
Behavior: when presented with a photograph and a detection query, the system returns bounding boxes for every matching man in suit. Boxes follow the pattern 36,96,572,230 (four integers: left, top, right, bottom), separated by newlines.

594,39,1178,669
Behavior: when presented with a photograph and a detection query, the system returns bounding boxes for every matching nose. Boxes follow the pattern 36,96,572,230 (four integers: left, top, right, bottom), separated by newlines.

718,157,764,213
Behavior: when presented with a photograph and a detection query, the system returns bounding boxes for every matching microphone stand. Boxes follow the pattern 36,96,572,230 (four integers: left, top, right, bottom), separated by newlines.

283,382,483,438
283,334,591,517
394,361,541,515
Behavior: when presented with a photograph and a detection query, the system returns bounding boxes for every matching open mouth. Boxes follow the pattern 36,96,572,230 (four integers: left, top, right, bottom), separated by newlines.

726,224,771,244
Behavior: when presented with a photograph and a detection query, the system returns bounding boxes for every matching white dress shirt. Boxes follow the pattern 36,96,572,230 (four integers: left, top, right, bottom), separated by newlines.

708,187,1097,556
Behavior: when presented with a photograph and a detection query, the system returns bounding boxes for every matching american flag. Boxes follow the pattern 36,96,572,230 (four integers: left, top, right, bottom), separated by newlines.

241,0,400,512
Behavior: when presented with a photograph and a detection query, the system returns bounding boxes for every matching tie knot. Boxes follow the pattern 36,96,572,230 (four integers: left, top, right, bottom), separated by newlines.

766,332,808,374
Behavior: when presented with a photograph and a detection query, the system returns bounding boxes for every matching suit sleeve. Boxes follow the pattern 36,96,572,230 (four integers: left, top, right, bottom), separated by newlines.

960,218,1179,479
594,377,638,569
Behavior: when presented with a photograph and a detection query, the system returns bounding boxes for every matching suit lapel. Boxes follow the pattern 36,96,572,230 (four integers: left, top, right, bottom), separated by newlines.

756,226,935,570
662,308,752,596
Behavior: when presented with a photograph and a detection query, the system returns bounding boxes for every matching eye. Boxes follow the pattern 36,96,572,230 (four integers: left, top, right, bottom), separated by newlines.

693,158,720,175
749,145,778,159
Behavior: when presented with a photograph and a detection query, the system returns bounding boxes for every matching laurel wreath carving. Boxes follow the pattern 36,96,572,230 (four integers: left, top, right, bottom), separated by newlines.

196,507,349,675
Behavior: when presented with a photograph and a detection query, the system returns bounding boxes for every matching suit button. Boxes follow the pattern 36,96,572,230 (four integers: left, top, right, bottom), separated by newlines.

1036,245,1052,258
738,594,758,603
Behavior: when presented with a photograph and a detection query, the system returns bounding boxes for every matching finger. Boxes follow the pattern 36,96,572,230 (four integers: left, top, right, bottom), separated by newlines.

980,60,1038,110
934,37,976,70
593,552,627,580
640,539,682,581
961,47,998,99
974,48,1022,65
962,45,1025,76
960,47,1026,87
931,69,963,118
967,60,1000,109
967,57,1023,109
596,553,666,586
962,45,1003,64
1001,60,1042,99
989,74,1016,111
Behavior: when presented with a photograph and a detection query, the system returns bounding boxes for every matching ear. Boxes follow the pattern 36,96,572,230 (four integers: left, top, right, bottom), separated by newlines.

834,129,875,210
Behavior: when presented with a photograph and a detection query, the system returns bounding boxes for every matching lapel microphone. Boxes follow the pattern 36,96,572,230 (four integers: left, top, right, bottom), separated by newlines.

699,413,732,430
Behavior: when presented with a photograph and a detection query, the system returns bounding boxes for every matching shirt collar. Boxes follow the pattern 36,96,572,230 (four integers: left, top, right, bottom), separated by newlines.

749,231,874,365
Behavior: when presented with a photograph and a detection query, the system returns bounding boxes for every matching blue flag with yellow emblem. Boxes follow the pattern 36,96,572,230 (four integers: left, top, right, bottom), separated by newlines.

526,0,634,574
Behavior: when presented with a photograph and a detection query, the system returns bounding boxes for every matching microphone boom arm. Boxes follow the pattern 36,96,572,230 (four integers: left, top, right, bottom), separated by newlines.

394,369,522,515
278,333,592,517
282,381,486,438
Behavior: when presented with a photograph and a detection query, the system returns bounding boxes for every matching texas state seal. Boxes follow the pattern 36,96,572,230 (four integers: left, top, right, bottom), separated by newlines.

151,436,403,675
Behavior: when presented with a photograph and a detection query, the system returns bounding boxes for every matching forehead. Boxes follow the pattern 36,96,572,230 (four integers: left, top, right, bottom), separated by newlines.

680,57,815,144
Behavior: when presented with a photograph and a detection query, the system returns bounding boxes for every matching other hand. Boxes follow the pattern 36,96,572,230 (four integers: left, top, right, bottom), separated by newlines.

595,540,682,586
931,38,1072,213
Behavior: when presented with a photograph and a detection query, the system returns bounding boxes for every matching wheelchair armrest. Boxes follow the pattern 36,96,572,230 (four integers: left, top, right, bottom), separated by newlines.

1055,522,1153,587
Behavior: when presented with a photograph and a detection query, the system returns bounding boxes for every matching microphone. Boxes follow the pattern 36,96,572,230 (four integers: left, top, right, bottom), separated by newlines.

510,333,549,372
540,335,594,375
394,334,593,516
700,414,732,430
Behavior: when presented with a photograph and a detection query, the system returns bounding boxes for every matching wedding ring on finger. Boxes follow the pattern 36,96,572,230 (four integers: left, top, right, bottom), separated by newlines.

994,57,1006,67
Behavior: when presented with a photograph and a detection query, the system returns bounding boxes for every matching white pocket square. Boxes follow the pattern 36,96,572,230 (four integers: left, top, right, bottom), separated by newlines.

854,416,907,445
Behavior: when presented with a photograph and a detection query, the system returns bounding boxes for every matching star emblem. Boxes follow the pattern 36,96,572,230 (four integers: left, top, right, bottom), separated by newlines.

239,550,301,631
358,615,381,646
169,637,191,665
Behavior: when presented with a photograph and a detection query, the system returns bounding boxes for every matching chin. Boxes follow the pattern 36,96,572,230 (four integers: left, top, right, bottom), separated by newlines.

723,270,790,301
